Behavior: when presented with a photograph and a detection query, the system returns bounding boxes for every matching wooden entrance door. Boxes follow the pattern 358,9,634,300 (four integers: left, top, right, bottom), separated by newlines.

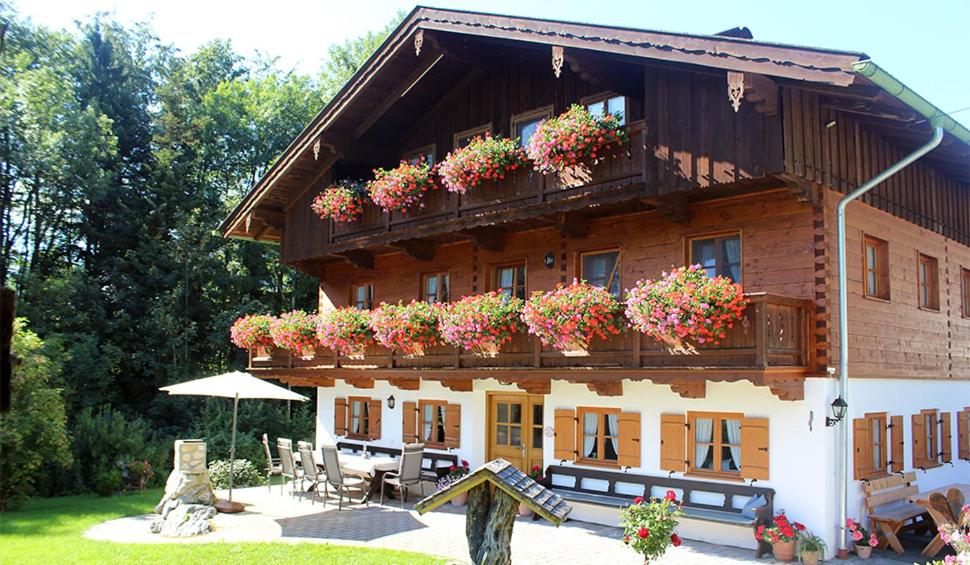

487,393,544,472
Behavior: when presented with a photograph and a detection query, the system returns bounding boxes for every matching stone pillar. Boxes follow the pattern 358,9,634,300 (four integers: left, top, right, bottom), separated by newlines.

151,439,217,537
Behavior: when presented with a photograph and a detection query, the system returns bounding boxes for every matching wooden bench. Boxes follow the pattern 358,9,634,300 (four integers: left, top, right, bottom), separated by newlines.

336,440,458,480
863,472,931,554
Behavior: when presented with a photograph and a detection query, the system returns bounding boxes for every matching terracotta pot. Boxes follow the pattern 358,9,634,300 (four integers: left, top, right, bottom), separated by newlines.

800,550,820,565
450,492,468,507
772,540,796,562
855,545,872,559
518,502,533,517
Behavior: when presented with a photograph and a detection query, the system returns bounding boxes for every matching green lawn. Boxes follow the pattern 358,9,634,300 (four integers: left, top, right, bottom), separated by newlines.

0,488,443,564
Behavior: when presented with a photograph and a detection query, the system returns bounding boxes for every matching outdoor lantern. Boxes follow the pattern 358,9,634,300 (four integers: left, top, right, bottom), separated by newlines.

387,395,395,409
544,252,555,269
826,396,848,427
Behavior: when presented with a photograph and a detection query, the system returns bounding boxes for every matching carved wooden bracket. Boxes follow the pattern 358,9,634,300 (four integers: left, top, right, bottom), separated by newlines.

728,71,745,112
252,208,285,230
463,226,507,251
540,211,588,239
387,376,421,390
336,250,374,270
313,139,321,160
726,71,778,115
414,29,424,56
392,238,436,261
767,381,804,401
439,378,473,393
276,374,334,388
669,380,706,399
506,378,551,395
344,376,375,389
777,173,818,204
551,46,564,78
586,380,623,397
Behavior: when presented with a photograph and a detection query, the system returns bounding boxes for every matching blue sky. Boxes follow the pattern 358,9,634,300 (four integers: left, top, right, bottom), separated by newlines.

14,0,970,126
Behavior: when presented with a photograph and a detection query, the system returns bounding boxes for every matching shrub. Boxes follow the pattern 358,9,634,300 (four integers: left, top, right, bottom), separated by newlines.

93,468,124,497
620,490,683,562
229,314,276,350
437,134,527,194
526,104,627,174
208,459,266,489
520,279,623,351
438,292,524,355
370,300,440,356
311,179,368,223
316,307,374,357
367,159,435,213
269,310,318,355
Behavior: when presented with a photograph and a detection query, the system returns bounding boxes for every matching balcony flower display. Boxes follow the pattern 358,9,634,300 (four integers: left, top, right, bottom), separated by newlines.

437,134,528,194
269,310,319,356
755,513,806,562
370,300,440,356
316,307,374,358
310,179,367,223
367,159,435,213
620,490,684,563
438,291,525,356
526,104,628,175
229,314,276,351
521,279,623,352
625,265,747,348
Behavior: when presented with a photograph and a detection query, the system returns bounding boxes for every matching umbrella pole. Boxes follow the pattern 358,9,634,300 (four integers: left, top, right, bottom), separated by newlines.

229,393,239,502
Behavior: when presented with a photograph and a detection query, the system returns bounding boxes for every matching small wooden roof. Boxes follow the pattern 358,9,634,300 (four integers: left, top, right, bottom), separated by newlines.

414,459,572,526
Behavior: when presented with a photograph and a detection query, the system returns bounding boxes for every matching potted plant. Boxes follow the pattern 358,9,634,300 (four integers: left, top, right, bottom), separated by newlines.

526,104,628,175
437,134,527,194
316,307,374,358
230,314,276,353
310,178,368,223
518,465,544,517
269,310,319,356
846,518,878,559
620,490,684,563
370,300,440,356
520,279,623,353
756,513,806,562
438,292,525,356
797,531,826,565
436,459,471,506
625,264,748,349
367,159,435,213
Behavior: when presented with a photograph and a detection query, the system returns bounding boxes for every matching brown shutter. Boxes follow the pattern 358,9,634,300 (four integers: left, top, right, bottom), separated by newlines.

617,412,641,468
740,417,770,480
660,414,687,473
368,399,382,440
890,415,905,473
444,403,461,448
912,413,925,468
403,401,418,443
853,417,871,480
940,411,952,463
554,409,577,461
958,409,970,460
334,398,348,436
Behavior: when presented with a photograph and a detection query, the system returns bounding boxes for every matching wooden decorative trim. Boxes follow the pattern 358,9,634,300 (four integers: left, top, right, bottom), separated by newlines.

586,381,623,396
669,380,706,399
388,376,421,390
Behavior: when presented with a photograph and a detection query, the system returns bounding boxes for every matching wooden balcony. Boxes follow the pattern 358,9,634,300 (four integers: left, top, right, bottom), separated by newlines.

250,293,813,401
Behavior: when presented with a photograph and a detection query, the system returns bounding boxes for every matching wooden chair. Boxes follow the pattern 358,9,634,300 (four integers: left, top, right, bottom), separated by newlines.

381,443,426,508
863,472,930,554
261,434,282,491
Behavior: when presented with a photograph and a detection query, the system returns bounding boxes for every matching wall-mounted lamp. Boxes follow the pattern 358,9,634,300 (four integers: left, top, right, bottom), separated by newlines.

825,396,848,427
544,252,556,269
387,395,395,410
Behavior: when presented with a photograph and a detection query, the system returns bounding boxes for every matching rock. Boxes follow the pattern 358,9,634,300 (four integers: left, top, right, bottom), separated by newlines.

154,469,216,514
150,500,217,537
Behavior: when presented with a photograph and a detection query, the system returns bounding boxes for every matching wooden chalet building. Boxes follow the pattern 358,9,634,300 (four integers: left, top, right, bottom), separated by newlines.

221,7,970,554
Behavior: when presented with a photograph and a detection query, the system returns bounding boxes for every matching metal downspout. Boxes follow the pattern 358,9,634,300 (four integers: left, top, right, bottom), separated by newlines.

835,125,944,556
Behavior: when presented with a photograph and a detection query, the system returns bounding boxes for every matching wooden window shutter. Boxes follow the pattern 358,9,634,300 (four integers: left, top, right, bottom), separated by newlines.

403,401,419,443
334,398,348,436
659,414,687,473
890,415,905,473
940,412,952,463
740,417,770,480
554,408,577,461
958,409,970,460
852,417,872,480
617,412,641,468
368,399,382,440
911,413,925,468
444,403,461,448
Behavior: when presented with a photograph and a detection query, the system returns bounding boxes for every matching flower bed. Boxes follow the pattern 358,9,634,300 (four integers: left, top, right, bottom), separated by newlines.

310,179,368,223
521,279,623,352
229,314,276,351
625,265,747,347
316,307,374,357
437,134,527,194
269,310,318,355
620,490,683,562
526,104,628,175
438,292,525,355
367,160,435,213
370,300,440,356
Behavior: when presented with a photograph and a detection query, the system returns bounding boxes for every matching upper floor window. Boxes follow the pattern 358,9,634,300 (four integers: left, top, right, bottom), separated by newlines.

963,268,970,318
578,407,620,464
352,283,373,310
580,250,621,298
863,235,890,300
422,272,450,304
494,263,526,300
454,123,490,149
404,144,435,167
511,106,553,148
917,253,940,311
586,93,627,126
689,233,741,282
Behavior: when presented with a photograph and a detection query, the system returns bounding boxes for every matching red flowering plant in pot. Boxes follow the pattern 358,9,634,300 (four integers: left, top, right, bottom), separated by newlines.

230,314,276,353
316,307,374,359
620,490,684,563
520,279,624,353
436,459,471,506
370,300,440,356
310,179,368,223
367,159,435,214
269,310,319,357
845,518,879,559
437,292,525,356
437,134,528,194
755,513,806,562
526,104,628,175
625,265,748,350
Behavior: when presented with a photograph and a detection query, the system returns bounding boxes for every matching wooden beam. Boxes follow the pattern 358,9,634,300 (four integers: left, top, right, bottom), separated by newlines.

252,208,285,230
336,250,374,270
402,68,483,143
651,193,691,224
463,226,507,251
353,51,444,139
391,238,436,261
777,173,818,204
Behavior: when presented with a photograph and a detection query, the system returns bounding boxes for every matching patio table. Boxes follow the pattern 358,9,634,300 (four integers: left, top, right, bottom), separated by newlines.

318,452,399,503
906,483,970,557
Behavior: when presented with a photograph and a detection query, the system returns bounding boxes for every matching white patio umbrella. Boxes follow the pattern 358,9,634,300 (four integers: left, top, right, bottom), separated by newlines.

160,371,307,505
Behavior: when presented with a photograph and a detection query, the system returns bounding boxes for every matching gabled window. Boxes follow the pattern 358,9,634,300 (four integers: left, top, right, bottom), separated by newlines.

404,144,435,167
962,268,970,318
493,263,526,300
580,250,621,298
421,272,450,304
689,233,742,282
454,123,491,149
511,106,553,148
352,283,373,310
917,253,940,311
578,407,621,464
585,93,627,126
863,235,890,300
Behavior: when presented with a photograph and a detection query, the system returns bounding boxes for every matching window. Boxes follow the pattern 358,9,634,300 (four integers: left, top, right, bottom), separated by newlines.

917,253,940,311
856,413,889,480
419,400,448,448
531,402,544,451
580,250,621,298
348,397,371,440
352,283,373,310
687,412,743,476
586,93,627,126
689,233,742,282
578,407,621,464
963,269,970,318
493,263,526,300
511,106,553,148
913,408,940,469
404,144,435,167
454,123,490,149
421,272,450,304
863,235,890,300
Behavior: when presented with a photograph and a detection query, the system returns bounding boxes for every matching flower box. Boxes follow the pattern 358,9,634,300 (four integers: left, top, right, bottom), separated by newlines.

438,292,525,356
230,314,276,351
521,279,623,352
311,179,368,223
269,310,319,356
438,134,528,194
370,300,440,356
526,104,628,175
317,307,374,358
367,160,435,213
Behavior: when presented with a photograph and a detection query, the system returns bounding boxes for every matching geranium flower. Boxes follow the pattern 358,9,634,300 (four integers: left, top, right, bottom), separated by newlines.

438,134,527,194
368,160,435,213
665,490,677,502
527,104,628,174
316,307,373,357
671,533,682,547
269,311,319,355
633,496,644,505
311,179,367,223
230,314,276,350
852,530,863,541
637,527,650,539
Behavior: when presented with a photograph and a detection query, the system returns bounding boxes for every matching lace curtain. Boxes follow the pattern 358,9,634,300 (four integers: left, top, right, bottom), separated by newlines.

694,417,713,468
725,419,742,472
583,412,598,458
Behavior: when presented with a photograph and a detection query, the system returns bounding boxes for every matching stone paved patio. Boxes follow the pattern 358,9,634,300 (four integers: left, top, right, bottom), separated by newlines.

85,486,938,564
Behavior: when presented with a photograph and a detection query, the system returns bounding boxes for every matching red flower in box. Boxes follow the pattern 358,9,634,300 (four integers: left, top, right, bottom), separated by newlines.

438,292,524,356
230,314,276,351
520,279,623,352
526,104,628,175
269,310,319,355
367,159,435,213
370,300,440,356
755,513,801,544
316,307,374,357
310,179,367,223
437,134,528,194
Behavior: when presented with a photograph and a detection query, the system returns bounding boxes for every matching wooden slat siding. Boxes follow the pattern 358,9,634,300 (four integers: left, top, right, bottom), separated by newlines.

890,415,905,473
740,417,770,480
617,412,641,468
444,403,461,448
554,408,577,461
368,398,382,440
334,397,348,436
403,401,419,442
940,411,952,463
659,414,687,472
853,417,872,480
958,409,970,460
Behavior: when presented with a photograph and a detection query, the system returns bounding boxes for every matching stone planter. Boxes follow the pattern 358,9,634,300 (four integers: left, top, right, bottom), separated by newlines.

800,550,821,565
451,492,468,506
518,502,533,517
855,545,872,559
772,540,796,562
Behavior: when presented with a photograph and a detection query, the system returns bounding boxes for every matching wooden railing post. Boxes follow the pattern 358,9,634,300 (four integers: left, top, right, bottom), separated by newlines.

532,336,542,368
631,331,641,368
754,299,768,369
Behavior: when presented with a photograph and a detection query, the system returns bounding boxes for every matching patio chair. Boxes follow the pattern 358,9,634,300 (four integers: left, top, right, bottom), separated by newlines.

381,442,426,508
277,440,303,497
320,443,368,510
297,442,327,504
262,434,282,491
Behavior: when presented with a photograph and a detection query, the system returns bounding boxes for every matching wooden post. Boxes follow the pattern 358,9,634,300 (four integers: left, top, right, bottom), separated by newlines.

474,487,518,565
466,484,491,562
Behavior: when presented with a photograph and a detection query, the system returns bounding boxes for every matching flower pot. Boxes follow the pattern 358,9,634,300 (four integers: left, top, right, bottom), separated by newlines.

855,545,872,559
772,540,796,562
450,492,468,507
518,502,533,517
800,550,820,565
